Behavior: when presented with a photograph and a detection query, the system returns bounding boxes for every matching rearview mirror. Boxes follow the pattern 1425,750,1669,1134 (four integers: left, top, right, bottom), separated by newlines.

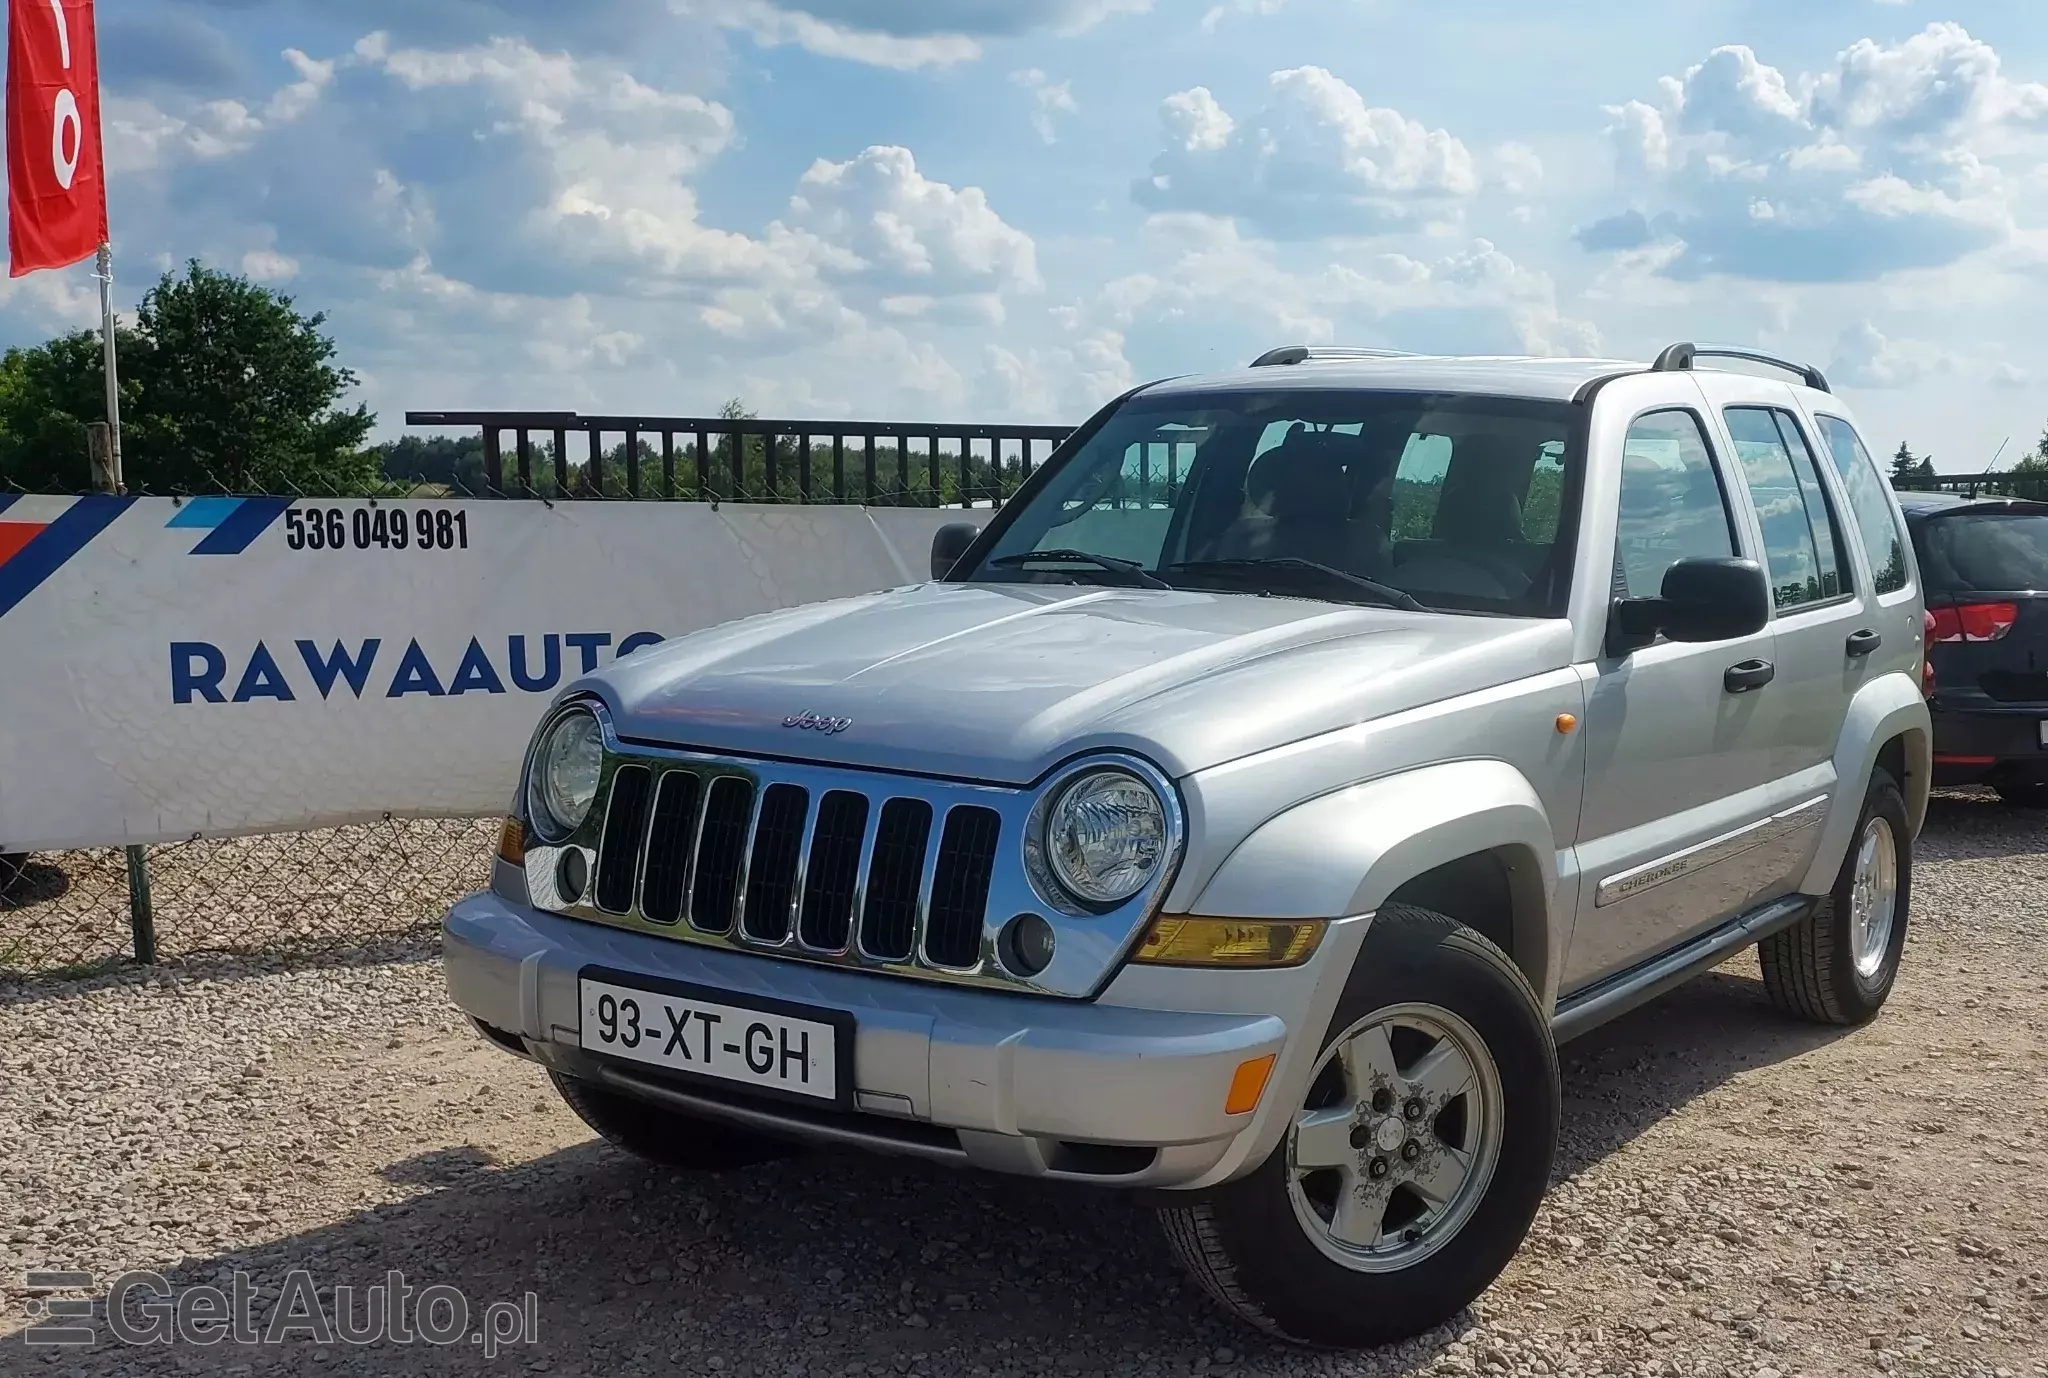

930,522,981,581
1609,556,1770,654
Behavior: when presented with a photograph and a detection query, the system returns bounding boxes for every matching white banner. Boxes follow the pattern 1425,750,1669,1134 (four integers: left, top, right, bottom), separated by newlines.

0,495,982,851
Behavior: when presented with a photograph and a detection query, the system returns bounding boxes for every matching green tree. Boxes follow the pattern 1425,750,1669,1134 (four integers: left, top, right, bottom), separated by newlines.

1889,441,1921,484
0,261,375,494
2011,428,2048,476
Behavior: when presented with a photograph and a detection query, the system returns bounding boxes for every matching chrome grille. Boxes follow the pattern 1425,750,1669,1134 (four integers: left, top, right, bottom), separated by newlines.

740,784,810,943
927,806,1001,968
692,776,755,934
639,770,702,925
858,797,932,962
797,790,869,950
521,702,1186,998
594,765,653,914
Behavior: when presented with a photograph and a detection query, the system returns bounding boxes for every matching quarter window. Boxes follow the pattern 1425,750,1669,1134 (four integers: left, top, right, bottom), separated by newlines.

1815,415,1910,594
1724,407,1852,609
1615,410,1738,599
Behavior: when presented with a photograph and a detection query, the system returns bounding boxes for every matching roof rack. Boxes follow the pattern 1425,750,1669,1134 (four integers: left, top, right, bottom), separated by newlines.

1248,345,1414,368
1651,342,1830,394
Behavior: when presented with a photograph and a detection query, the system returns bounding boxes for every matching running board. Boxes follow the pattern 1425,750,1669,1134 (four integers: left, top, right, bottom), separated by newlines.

1550,895,1812,1044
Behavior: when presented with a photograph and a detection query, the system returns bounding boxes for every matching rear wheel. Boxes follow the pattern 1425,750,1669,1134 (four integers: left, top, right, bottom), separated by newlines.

1156,905,1558,1348
1758,768,1910,1025
549,1069,798,1171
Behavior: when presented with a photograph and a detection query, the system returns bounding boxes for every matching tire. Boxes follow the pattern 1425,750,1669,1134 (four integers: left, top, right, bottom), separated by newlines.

1994,774,2048,810
548,1069,799,1171
1156,905,1559,1349
1758,768,1911,1026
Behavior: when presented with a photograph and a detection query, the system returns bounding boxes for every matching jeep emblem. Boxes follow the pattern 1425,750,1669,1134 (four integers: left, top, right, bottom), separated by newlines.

783,711,852,735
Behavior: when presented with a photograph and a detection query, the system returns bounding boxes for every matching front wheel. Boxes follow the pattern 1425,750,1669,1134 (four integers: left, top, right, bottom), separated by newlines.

1157,905,1559,1348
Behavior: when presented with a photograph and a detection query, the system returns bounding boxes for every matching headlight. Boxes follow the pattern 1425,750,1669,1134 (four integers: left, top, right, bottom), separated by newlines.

1043,768,1166,907
527,708,603,841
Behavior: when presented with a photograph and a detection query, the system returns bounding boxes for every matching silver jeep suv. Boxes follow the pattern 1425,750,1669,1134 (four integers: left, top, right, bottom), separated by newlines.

442,342,1931,1347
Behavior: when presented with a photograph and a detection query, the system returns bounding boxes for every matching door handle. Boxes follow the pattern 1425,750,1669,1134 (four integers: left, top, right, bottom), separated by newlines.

1846,628,1882,658
1724,659,1775,694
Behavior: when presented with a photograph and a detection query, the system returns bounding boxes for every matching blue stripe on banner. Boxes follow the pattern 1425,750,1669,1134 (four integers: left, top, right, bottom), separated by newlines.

166,496,243,530
0,495,137,621
190,496,292,555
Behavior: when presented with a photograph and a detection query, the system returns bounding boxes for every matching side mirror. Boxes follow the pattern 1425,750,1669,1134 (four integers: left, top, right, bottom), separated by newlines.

930,522,981,581
1610,556,1770,653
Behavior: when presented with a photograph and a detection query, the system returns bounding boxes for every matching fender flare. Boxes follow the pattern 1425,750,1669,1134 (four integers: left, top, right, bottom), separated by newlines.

1799,671,1932,894
1189,758,1561,1001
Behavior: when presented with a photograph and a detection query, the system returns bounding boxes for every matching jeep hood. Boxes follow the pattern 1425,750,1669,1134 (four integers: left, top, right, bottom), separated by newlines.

581,582,1573,784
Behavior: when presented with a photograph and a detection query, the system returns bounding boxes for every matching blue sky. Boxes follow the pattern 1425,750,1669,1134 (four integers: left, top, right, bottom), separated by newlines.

5,1,2048,470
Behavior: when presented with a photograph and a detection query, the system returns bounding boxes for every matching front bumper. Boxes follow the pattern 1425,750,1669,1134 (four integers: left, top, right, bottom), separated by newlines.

444,891,1335,1189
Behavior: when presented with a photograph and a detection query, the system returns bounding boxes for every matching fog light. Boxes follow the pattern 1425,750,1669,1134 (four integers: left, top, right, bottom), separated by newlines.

1133,916,1325,967
999,913,1056,977
556,849,589,904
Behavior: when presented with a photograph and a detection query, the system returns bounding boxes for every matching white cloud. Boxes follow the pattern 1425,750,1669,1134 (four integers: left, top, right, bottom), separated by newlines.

778,146,1041,296
1081,214,1598,365
1199,0,1285,31
1011,69,1078,144
693,0,1149,69
1135,67,1481,237
240,249,301,281
1582,23,2048,281
1829,322,1953,387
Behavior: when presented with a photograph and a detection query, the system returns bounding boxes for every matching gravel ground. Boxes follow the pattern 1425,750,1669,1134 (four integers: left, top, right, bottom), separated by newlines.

2,790,2044,1378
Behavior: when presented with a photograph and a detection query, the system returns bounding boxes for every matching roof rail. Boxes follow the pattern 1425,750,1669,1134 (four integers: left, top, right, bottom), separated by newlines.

1249,345,1414,368
1651,342,1830,394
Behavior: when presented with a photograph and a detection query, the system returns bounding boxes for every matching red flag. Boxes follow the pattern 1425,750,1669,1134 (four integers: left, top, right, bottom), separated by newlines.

7,0,107,276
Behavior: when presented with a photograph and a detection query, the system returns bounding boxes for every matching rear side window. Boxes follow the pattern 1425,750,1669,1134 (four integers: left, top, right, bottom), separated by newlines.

1815,416,1910,594
1725,407,1852,609
1615,410,1738,599
1921,514,2048,593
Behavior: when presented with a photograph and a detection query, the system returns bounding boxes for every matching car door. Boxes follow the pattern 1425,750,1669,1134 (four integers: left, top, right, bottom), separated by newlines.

1565,377,1783,991
1693,377,1878,897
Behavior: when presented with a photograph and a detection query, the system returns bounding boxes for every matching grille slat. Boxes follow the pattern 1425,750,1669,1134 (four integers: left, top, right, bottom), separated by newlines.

799,791,871,950
860,798,934,962
594,765,653,914
690,776,755,933
639,771,703,925
925,806,1001,968
741,784,810,943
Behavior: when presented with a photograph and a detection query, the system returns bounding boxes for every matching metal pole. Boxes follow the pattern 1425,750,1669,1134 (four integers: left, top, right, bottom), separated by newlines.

124,845,157,965
95,243,123,492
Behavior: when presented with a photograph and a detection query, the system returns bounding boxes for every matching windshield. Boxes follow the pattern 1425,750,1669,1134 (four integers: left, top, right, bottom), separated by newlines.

968,388,1579,616
1920,512,2048,593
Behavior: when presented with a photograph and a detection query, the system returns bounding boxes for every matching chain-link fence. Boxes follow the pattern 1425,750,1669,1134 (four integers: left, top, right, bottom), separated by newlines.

0,818,498,981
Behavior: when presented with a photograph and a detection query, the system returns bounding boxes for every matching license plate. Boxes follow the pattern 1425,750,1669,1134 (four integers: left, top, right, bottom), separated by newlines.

577,970,848,1105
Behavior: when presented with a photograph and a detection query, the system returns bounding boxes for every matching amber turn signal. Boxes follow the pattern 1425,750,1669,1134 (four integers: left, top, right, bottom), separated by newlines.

1224,1053,1277,1115
1133,916,1325,968
497,816,526,867
1555,713,1577,734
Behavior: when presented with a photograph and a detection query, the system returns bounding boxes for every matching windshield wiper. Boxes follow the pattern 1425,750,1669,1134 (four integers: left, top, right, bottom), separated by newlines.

986,549,1172,590
1167,558,1428,612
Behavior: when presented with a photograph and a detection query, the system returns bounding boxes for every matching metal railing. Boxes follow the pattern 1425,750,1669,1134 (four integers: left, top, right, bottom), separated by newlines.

1893,472,2048,502
403,411,1076,506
